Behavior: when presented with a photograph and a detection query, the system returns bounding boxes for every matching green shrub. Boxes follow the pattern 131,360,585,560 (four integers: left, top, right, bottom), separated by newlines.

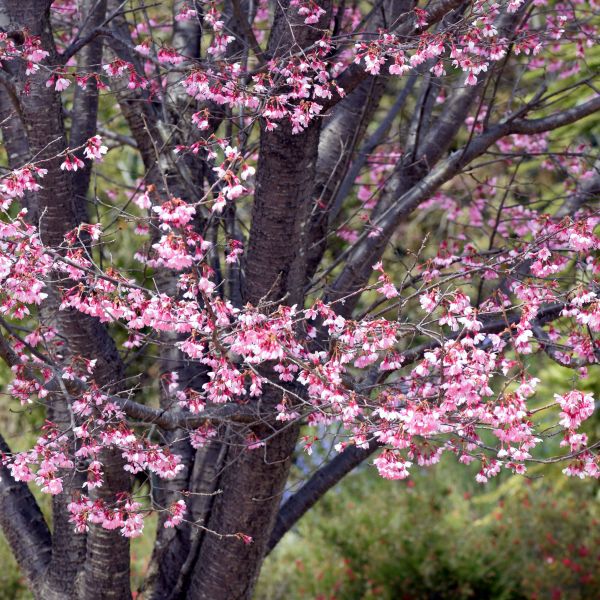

257,463,599,600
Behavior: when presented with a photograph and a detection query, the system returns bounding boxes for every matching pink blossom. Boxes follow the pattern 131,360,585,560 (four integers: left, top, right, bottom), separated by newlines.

164,499,187,528
84,136,108,161
60,154,85,172
555,391,595,430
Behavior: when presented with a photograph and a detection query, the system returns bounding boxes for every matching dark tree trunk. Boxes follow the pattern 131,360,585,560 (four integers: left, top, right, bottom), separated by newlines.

186,407,300,599
183,4,333,596
3,3,132,598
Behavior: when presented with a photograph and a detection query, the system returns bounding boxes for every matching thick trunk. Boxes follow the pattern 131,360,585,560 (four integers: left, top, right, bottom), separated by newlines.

0,2,595,600
143,440,227,600
4,6,95,597
0,432,52,595
80,449,132,600
186,405,300,600
142,339,211,599
186,119,322,597
243,122,321,305
4,4,132,598
70,0,107,209
185,6,332,596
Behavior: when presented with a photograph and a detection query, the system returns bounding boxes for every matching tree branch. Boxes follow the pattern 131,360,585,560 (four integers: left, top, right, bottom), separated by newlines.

327,72,418,227
70,0,108,211
267,439,379,553
116,396,258,430
325,90,600,318
330,0,465,106
508,95,600,135
0,433,52,591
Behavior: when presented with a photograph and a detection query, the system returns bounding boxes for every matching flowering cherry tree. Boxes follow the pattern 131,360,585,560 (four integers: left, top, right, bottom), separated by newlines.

0,0,598,598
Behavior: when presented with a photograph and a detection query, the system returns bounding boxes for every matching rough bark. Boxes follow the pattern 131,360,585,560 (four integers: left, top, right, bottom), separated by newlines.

0,436,51,592
186,402,300,600
143,439,227,600
0,433,52,592
3,3,132,598
69,0,107,210
186,3,332,598
0,337,52,594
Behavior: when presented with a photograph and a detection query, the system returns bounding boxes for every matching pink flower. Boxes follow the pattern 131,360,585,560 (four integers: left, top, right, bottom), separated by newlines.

47,74,71,91
192,110,211,130
465,72,478,86
84,136,108,161
164,499,187,528
555,391,595,430
121,513,144,538
157,47,185,65
175,7,198,22
60,154,85,172
152,197,196,228
374,451,412,480
420,290,440,312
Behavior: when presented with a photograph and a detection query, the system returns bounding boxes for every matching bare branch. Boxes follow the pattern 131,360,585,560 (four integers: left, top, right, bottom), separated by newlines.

116,396,258,430
267,440,379,553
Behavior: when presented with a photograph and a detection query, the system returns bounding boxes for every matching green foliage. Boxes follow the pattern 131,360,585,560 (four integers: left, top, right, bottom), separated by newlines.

257,463,600,600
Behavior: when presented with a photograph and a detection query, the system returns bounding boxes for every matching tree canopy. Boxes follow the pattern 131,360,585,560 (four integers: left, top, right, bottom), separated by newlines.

0,1,598,598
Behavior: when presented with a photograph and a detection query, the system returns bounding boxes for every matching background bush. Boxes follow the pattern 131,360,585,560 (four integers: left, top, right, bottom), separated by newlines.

256,460,600,600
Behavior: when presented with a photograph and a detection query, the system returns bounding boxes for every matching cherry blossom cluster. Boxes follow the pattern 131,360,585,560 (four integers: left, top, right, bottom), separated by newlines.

354,0,594,86
0,177,598,534
0,0,598,541
1,156,598,475
1,0,594,143
67,495,145,538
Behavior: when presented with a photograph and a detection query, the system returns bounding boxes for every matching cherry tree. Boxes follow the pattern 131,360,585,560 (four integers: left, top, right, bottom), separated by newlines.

0,0,598,598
